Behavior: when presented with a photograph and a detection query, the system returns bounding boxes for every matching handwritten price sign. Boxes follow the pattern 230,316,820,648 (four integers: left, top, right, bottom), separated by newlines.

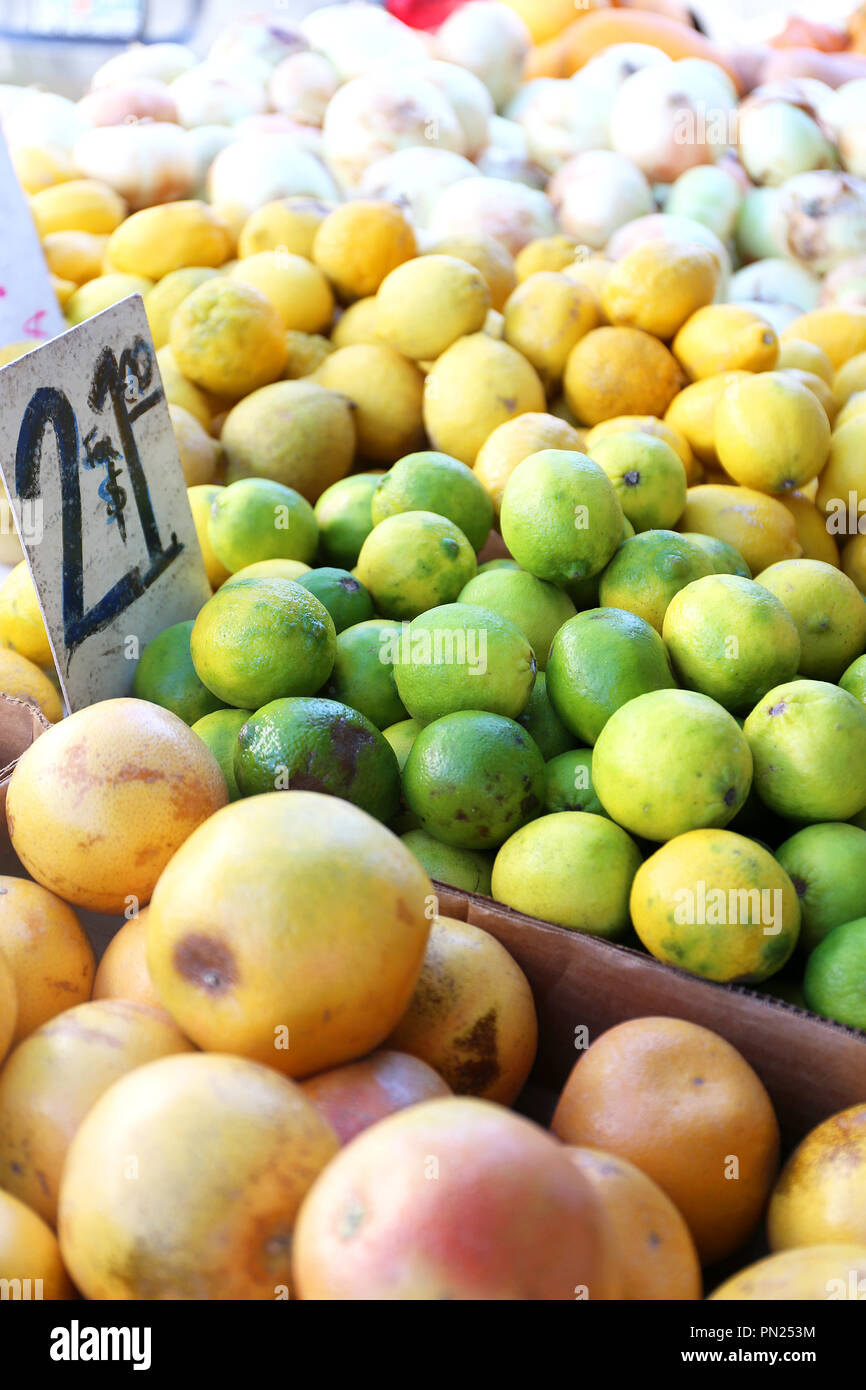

0,130,65,348
0,295,211,711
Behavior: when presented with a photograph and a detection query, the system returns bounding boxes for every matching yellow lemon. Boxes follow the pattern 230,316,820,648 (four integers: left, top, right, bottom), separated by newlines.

229,251,334,334
376,255,491,361
11,144,75,194
41,230,108,285
564,326,684,426
65,272,154,326
474,412,585,516
423,333,546,466
314,344,424,463
187,484,231,589
782,307,866,368
679,484,802,574
0,563,52,666
426,233,516,311
776,337,835,386
156,345,216,430
715,372,830,493
169,404,220,487
0,649,62,723
514,234,578,280
29,179,127,236
170,278,287,399
313,200,416,301
777,492,840,567
835,389,866,431
144,266,222,349
331,296,381,348
710,1245,866,1300
842,533,866,593
282,331,334,379
237,195,333,261
768,1103,866,1250
833,348,866,409
562,255,613,319
816,414,866,517
601,241,718,341
778,367,836,424
106,201,231,281
664,371,751,466
503,271,598,391
673,304,778,380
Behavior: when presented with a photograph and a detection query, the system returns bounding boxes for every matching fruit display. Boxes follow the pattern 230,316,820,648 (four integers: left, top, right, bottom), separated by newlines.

2,0,866,1307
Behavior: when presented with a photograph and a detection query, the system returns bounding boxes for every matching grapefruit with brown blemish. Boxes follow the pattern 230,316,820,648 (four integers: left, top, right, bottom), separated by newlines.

6,697,228,914
300,1049,450,1145
0,878,93,1043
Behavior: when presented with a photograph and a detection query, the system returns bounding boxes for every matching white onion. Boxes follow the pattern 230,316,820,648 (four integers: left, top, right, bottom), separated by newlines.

577,43,672,106
824,79,866,180
269,52,339,128
405,60,493,161
610,60,736,184
435,1,531,112
359,147,478,229
665,164,743,241
322,72,465,192
300,2,428,82
186,124,238,194
728,257,821,313
3,90,90,154
90,43,197,90
73,121,196,208
518,78,612,176
429,175,556,255
170,65,267,129
548,150,653,250
773,170,866,274
77,79,179,128
208,17,307,70
737,100,837,187
207,134,339,226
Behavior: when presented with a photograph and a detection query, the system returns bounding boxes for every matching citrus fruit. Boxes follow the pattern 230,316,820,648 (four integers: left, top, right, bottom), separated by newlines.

238,195,333,260
804,917,866,1030
106,199,231,280
840,651,866,703
544,749,607,817
376,255,490,361
566,1147,702,1301
371,451,494,554
715,371,831,493
403,711,545,850
357,511,476,620
0,951,15,1064
323,619,408,729
817,415,866,520
427,232,516,312
7,700,227,915
744,679,866,822
423,333,546,466
457,568,575,670
157,344,214,428
710,1244,866,1300
552,1016,781,1266
330,295,381,348
144,265,221,348
599,529,712,634
221,558,310,588
679,484,803,573
662,574,801,711
41,228,107,283
0,999,192,1226
664,369,750,467
190,707,250,802
503,271,598,390
0,649,61,723
132,619,225,725
292,1096,618,1301
492,811,641,939
314,343,425,462
777,337,835,385
768,1102,866,1249
0,1189,73,1299
516,671,574,760
586,414,699,485
592,689,753,841
295,567,373,633
563,326,684,426
230,250,334,333
386,916,537,1105
314,472,380,569
777,490,840,567
0,878,93,1043
169,403,219,486
208,477,318,572
170,277,287,398
145,791,432,1076
233,696,400,824
587,431,687,532
219,379,356,503
191,577,335,709
30,178,126,237
601,240,718,340
392,603,536,724
188,483,231,588
92,907,163,1009
843,535,866,594
282,331,334,380
300,1050,450,1146
781,307,866,369
0,561,52,666
399,830,492,896
313,199,416,300
755,559,866,681
546,607,674,745
65,271,154,324
57,1052,338,1299
499,450,623,586
382,718,422,768
677,532,751,577
673,304,778,379
630,828,800,983
473,411,584,516
776,822,866,952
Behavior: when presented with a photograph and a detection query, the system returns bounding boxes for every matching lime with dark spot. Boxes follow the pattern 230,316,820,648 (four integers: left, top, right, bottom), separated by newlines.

296,566,374,633
133,620,225,725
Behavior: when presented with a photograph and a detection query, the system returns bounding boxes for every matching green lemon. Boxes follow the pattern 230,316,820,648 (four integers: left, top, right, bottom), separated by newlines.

191,577,336,708
208,477,318,572
599,529,713,633
392,602,536,724
776,822,866,952
755,559,866,682
382,718,423,770
517,671,574,760
663,574,801,712
744,680,866,822
233,696,400,823
681,532,751,578
403,711,545,850
323,619,408,729
190,707,252,801
132,619,224,725
840,653,866,705
804,916,866,1029
295,566,374,633
491,812,641,938
588,431,687,533
371,451,494,552
314,472,380,569
401,829,492,897
477,558,521,574
499,449,623,586
592,689,753,841
544,749,607,817
457,568,575,670
222,558,311,587
546,607,674,744
357,510,476,620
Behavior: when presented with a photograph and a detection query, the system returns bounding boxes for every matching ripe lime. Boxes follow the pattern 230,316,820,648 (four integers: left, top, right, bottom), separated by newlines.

357,511,476,620
457,568,575,670
546,607,674,744
588,431,687,533
371,451,494,553
208,477,318,572
392,603,536,724
776,822,866,952
314,472,380,569
499,450,623,586
516,672,574,760
295,567,374,633
544,749,607,817
599,529,712,633
744,680,866,822
132,620,224,725
191,707,252,802
323,619,408,729
804,917,866,1029
400,829,492,897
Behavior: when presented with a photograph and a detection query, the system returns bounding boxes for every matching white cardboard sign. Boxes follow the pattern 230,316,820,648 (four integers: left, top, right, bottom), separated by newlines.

0,130,65,347
0,295,212,712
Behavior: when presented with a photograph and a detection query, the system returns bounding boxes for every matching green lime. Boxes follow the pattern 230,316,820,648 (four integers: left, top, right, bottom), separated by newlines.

593,689,753,841
132,620,224,725
517,671,574,760
403,710,545,850
392,602,536,724
208,477,318,573
295,566,374,633
222,558,311,588
499,449,623,586
382,718,423,770
314,472,381,569
776,822,866,952
191,577,336,708
755,559,866,682
323,618,408,729
477,558,521,574
457,567,575,670
588,431,687,533
191,707,252,801
546,607,674,744
681,532,750,578
371,450,494,552
744,680,866,822
599,529,712,633
234,696,400,823
663,574,801,712
804,916,866,1029
840,653,866,705
491,811,641,938
544,749,607,817
401,829,492,896
357,510,476,620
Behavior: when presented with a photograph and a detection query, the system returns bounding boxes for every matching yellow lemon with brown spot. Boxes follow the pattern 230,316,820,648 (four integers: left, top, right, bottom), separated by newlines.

564,326,684,426
768,1103,866,1250
715,371,830,494
673,304,778,380
423,332,546,466
680,484,802,574
601,240,718,341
